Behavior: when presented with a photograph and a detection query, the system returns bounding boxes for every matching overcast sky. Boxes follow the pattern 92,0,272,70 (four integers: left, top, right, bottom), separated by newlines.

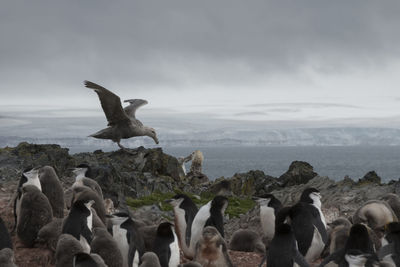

1,0,400,127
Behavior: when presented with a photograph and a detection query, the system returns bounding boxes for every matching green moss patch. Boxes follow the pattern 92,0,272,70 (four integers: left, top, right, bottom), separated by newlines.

126,190,256,218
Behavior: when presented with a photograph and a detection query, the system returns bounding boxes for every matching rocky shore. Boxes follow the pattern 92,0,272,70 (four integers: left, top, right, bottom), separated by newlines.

1,142,399,266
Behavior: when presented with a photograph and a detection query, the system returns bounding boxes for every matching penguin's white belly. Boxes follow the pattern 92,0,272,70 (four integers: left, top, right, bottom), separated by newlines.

169,230,180,267
113,225,129,267
260,206,275,240
345,254,368,267
190,202,211,252
87,213,93,230
305,226,324,262
80,235,91,253
174,207,187,245
132,250,139,267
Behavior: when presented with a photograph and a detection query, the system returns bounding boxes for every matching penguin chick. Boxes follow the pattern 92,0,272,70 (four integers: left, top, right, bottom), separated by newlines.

37,217,64,252
90,227,124,267
327,217,352,255
0,248,16,267
229,229,265,254
39,166,65,218
17,184,53,247
382,194,400,223
353,200,398,237
194,226,233,267
62,199,94,253
139,252,161,267
378,222,400,267
0,216,12,250
55,234,84,267
152,222,180,267
73,252,108,267
320,223,379,267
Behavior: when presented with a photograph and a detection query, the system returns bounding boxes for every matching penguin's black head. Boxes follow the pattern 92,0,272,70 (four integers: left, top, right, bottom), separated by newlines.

211,196,229,214
254,193,276,207
165,194,188,207
156,222,174,237
300,187,321,204
345,224,375,254
73,199,94,213
112,211,130,218
76,163,91,176
22,166,40,181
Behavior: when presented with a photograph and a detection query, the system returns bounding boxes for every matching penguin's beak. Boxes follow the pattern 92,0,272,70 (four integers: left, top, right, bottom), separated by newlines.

164,199,173,204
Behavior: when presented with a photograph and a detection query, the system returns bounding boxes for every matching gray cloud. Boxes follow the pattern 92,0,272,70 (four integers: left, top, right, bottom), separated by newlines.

1,1,400,93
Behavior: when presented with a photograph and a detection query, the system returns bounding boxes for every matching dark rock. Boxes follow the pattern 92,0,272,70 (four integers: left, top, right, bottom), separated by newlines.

215,170,279,196
358,171,381,185
278,161,318,186
186,171,209,186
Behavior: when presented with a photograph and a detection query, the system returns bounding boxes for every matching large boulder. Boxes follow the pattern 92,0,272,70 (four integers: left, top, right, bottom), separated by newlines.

358,171,381,185
0,142,74,181
278,161,318,186
210,170,279,196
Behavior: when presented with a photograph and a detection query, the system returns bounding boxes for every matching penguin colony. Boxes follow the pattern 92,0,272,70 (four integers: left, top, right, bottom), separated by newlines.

4,161,400,267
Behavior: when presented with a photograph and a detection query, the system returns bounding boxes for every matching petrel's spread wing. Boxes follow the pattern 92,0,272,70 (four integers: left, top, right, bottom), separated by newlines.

84,81,130,126
123,99,148,119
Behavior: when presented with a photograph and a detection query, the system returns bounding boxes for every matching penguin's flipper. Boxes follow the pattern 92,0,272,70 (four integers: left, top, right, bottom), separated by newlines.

378,243,395,260
294,250,310,267
310,207,328,243
81,223,93,244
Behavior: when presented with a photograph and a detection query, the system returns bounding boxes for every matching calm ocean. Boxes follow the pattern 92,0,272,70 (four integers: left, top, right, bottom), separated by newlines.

163,146,400,182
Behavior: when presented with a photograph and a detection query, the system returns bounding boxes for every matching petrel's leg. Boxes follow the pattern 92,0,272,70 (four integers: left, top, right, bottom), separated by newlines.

117,141,137,155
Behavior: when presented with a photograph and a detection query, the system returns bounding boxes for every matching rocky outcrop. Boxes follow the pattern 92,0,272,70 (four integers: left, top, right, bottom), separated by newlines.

358,170,381,185
209,170,280,196
0,143,186,202
278,161,318,186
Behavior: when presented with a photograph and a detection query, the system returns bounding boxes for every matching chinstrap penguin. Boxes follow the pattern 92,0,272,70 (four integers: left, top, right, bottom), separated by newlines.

62,199,94,253
152,222,180,267
109,212,145,267
254,193,282,244
166,193,198,257
261,223,309,267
